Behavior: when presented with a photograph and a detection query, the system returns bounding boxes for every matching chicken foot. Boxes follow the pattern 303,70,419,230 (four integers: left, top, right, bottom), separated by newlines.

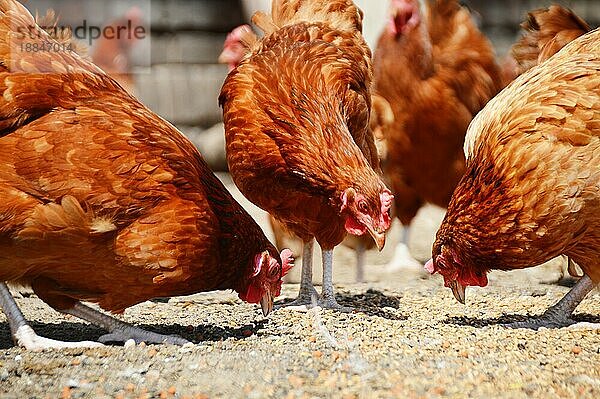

385,225,423,273
277,239,319,310
505,274,598,330
0,282,103,350
277,241,352,312
63,302,190,345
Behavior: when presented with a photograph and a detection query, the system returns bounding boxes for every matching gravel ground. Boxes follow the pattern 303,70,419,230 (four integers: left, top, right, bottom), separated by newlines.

1,175,599,398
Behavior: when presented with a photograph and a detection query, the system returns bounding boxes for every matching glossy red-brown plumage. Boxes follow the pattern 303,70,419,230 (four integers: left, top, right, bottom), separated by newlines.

220,0,391,251
0,0,289,314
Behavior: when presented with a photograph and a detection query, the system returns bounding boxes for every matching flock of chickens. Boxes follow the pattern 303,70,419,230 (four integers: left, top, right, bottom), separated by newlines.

0,0,597,350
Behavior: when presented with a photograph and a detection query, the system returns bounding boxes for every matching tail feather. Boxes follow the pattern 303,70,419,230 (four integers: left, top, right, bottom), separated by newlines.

251,11,279,36
0,0,109,137
511,5,591,74
0,0,98,74
253,0,363,35
34,9,90,60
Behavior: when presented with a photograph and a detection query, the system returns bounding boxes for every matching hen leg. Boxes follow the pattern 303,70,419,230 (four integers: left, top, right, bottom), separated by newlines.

62,302,189,345
355,242,366,283
276,239,318,310
385,225,422,273
317,248,353,312
0,282,103,350
506,275,599,330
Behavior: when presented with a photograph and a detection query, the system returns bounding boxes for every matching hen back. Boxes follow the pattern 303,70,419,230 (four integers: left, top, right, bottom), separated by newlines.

0,0,276,313
374,0,504,225
220,0,386,249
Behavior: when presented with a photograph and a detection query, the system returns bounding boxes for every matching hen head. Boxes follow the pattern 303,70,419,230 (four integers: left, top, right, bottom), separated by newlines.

238,249,294,316
387,0,421,37
218,24,252,71
340,187,393,251
425,241,489,304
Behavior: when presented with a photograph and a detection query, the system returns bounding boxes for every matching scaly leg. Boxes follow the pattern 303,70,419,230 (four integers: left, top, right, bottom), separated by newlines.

0,282,103,350
62,302,189,345
506,275,598,330
277,239,318,309
355,242,366,283
317,248,353,312
385,225,422,273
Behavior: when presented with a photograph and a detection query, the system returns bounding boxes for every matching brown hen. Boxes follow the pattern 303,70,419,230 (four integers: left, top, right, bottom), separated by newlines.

220,0,393,310
374,0,504,271
428,29,600,329
220,25,393,284
0,0,292,350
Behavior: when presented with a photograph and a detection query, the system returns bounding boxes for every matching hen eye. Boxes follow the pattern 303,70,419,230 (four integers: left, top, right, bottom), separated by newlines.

358,201,368,213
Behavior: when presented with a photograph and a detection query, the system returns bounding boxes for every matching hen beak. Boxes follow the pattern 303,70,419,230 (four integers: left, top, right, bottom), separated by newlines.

449,280,466,304
366,226,386,251
260,291,273,316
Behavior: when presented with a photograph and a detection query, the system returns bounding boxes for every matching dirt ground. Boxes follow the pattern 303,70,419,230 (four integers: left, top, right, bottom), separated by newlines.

1,175,599,398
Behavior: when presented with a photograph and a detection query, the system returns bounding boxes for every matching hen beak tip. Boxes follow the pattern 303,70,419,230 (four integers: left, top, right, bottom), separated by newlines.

449,280,466,304
260,292,274,316
367,228,386,251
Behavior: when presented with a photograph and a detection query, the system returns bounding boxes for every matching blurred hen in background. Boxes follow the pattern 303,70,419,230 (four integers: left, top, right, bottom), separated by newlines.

90,6,143,94
373,0,504,272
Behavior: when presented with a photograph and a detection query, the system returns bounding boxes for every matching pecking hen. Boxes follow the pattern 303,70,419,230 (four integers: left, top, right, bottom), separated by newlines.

427,27,600,329
0,0,292,350
220,25,394,284
373,0,504,271
220,0,393,310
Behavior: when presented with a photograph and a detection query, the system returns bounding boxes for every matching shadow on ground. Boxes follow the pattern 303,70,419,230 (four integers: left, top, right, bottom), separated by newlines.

0,320,269,349
445,313,600,328
276,289,407,321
